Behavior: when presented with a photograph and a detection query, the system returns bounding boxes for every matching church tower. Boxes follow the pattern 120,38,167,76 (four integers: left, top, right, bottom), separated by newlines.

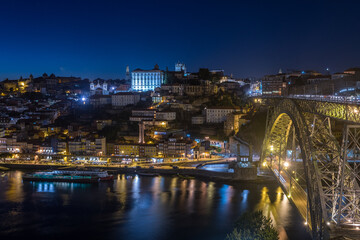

175,61,186,75
125,65,130,81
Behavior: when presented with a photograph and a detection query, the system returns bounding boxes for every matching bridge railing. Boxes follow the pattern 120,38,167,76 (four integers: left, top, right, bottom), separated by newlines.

287,94,360,104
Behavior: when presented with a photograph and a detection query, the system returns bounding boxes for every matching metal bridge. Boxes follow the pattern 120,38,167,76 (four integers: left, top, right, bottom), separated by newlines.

260,96,360,239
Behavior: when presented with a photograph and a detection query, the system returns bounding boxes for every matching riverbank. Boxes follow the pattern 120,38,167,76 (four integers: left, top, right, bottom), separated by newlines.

0,163,274,183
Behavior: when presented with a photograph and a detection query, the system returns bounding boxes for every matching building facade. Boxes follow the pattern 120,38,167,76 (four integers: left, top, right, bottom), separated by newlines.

156,112,176,121
205,107,239,123
90,79,109,95
111,92,140,107
131,64,164,91
114,144,139,156
224,112,248,136
175,62,186,74
262,74,286,96
157,138,192,158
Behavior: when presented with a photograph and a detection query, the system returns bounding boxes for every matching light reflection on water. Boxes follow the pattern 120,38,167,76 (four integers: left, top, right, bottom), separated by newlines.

0,171,311,240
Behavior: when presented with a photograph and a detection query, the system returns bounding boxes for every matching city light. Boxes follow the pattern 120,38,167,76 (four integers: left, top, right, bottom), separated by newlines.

2,2,360,239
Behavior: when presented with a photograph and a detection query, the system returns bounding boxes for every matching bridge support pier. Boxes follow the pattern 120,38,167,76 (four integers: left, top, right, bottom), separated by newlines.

333,124,360,226
261,98,360,239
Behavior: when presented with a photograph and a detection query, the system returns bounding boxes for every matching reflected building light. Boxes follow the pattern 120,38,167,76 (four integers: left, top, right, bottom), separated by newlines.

240,189,250,211
152,176,161,193
275,187,283,204
187,180,195,211
36,182,55,193
255,186,270,213
206,182,215,210
169,177,178,206
50,184,54,192
133,175,140,200
241,189,249,203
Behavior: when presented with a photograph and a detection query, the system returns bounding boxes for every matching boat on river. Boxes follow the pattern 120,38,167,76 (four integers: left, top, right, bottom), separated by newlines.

137,172,159,177
22,170,114,183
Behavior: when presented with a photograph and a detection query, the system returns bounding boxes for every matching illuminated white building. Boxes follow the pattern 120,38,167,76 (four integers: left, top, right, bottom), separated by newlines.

175,62,186,73
131,64,164,91
90,79,109,95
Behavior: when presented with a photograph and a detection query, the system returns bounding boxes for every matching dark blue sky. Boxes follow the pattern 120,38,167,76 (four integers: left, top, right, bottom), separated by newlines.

1,0,360,80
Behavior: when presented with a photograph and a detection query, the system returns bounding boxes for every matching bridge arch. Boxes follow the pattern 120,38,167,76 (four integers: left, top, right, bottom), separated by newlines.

261,99,340,239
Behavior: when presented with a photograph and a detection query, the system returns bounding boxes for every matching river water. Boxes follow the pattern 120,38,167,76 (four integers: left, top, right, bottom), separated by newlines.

0,171,311,240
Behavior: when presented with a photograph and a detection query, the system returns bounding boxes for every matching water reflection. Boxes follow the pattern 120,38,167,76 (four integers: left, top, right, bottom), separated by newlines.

255,186,291,240
35,182,55,193
31,182,91,193
4,171,24,202
217,184,234,226
0,171,311,240
240,189,249,211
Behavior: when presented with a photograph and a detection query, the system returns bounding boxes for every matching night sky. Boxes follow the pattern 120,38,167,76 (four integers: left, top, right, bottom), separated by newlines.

1,0,360,80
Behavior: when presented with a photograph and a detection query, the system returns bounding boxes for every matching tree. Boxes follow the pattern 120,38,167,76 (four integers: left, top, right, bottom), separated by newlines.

226,211,278,240
226,228,254,240
237,110,267,154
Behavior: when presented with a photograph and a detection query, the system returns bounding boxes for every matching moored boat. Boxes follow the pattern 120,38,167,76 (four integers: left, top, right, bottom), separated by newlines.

137,172,159,177
22,170,114,183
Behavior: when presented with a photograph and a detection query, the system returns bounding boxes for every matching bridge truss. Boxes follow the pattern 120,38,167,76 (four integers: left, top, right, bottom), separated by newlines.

261,98,360,239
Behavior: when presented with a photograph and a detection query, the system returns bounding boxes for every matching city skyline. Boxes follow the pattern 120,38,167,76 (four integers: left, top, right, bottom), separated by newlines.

1,0,360,80
1,1,360,240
